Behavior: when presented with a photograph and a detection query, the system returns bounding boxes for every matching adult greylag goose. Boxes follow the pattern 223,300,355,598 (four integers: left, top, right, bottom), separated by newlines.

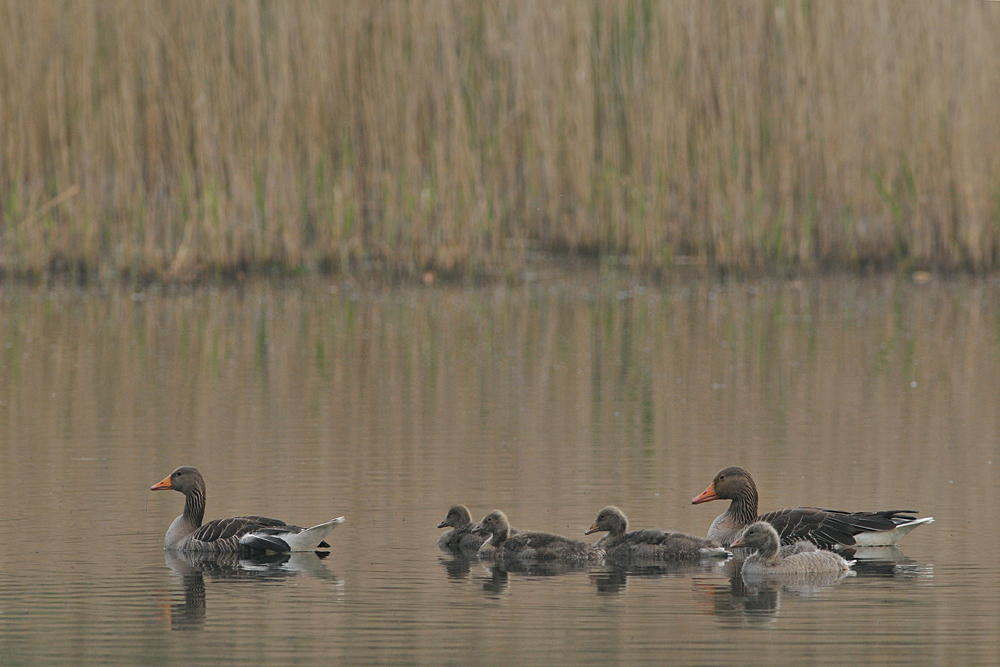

691,466,932,549
732,522,853,575
472,510,603,562
437,505,487,553
584,506,729,562
150,466,344,553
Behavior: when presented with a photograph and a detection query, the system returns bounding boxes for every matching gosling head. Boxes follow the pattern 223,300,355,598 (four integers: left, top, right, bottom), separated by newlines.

437,504,473,529
585,505,629,536
730,521,781,556
472,510,511,542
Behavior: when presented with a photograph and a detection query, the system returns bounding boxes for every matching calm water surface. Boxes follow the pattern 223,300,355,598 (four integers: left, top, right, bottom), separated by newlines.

1,274,998,666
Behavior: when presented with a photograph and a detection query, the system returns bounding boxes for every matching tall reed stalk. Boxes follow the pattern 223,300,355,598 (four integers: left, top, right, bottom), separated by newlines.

1,1,998,280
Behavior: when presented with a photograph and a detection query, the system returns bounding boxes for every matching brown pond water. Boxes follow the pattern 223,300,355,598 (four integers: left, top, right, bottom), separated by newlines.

0,273,998,666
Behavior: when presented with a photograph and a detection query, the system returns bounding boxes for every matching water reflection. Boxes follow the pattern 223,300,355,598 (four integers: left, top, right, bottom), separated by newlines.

692,558,842,623
474,560,594,599
589,561,725,596
478,564,511,598
445,551,732,599
163,550,340,631
438,554,477,581
741,569,854,596
850,553,934,583
440,553,599,599
691,548,932,624
0,276,995,665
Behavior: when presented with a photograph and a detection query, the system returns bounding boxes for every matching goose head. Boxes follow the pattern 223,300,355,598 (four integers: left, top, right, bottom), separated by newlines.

691,466,757,504
150,466,206,496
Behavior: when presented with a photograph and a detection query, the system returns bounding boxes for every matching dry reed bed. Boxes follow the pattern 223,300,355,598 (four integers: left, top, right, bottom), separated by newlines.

1,1,998,279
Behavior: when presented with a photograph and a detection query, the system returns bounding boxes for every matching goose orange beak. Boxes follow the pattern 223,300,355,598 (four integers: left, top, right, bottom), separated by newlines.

150,475,173,491
691,482,718,504
584,522,601,535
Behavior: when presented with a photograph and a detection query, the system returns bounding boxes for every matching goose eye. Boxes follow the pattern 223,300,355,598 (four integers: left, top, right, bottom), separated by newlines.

719,474,725,481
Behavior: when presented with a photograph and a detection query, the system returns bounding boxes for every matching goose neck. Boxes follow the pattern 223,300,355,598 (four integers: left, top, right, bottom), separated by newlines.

183,485,206,527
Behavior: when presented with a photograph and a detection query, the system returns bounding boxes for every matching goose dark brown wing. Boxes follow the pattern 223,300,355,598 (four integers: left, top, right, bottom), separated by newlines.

761,507,919,548
191,515,287,544
761,507,840,546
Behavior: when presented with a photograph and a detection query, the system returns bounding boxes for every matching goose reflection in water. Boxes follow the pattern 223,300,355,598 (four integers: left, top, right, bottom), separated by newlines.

691,558,806,623
589,560,728,597
163,550,340,631
692,546,930,623
439,555,587,597
438,553,477,581
474,560,593,599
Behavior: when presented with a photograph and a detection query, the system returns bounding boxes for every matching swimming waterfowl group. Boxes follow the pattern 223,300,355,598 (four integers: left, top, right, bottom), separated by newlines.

150,462,931,579
432,465,931,576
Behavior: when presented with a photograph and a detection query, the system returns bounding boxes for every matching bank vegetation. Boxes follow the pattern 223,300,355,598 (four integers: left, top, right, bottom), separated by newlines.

1,1,998,280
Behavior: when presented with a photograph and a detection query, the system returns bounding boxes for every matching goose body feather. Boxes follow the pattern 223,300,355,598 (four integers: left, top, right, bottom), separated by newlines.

586,506,729,562
733,522,854,576
437,505,488,553
693,466,932,549
474,510,602,562
151,466,343,554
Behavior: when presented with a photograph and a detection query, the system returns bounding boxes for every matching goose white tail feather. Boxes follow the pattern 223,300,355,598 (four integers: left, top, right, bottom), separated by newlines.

849,517,934,547
240,516,345,552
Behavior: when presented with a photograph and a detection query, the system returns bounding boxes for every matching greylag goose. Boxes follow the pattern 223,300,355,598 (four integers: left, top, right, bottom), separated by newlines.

584,506,729,561
150,466,344,553
691,466,933,549
473,510,603,562
437,505,487,553
732,522,853,575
